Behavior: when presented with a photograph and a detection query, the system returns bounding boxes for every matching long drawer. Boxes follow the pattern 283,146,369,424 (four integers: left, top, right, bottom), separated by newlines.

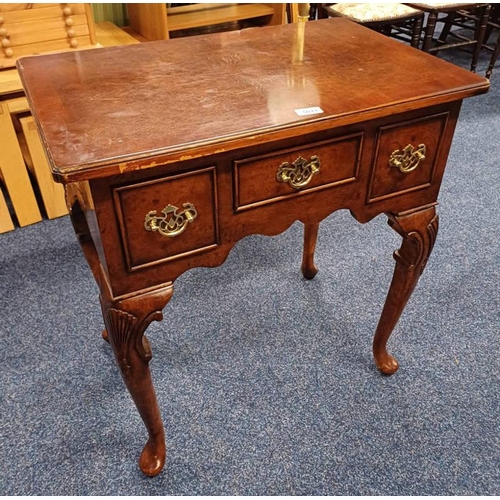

233,132,363,211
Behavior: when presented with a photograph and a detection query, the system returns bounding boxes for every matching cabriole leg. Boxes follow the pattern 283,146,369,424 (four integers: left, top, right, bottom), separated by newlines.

302,222,320,279
100,284,174,476
66,182,173,475
373,206,439,375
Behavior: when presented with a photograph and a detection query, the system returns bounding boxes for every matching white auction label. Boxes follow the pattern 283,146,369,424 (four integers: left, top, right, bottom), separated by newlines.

294,106,324,116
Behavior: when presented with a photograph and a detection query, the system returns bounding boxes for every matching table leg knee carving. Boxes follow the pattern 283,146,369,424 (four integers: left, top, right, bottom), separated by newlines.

373,207,439,374
301,223,320,279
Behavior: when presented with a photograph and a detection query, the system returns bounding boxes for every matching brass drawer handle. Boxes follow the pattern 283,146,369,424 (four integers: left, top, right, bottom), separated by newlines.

276,155,321,189
388,144,426,174
144,203,197,238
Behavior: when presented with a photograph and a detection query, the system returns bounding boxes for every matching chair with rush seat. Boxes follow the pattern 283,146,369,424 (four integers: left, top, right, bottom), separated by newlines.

404,3,492,72
322,3,424,48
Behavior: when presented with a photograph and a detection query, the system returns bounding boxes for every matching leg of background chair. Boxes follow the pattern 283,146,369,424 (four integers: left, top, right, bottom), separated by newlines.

373,206,438,375
302,222,319,280
471,4,492,72
378,24,392,38
318,3,329,19
486,32,500,79
484,4,500,45
438,12,454,43
308,3,317,21
411,15,424,48
422,12,438,52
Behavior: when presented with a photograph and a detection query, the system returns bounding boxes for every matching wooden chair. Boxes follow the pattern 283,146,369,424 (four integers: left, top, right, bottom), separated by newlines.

322,3,424,48
404,3,492,72
484,4,500,79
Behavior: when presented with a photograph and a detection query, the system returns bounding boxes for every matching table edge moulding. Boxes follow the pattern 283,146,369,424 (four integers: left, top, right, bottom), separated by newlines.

16,18,489,476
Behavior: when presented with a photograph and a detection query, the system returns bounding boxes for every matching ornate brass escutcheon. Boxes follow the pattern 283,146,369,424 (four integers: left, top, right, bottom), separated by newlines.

276,155,321,189
388,143,426,174
144,203,197,238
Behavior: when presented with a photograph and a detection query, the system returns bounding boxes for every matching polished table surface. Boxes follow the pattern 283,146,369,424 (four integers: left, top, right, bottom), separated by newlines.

18,18,488,476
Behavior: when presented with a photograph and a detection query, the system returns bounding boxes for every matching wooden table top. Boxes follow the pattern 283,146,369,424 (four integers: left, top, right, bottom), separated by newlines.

17,18,488,180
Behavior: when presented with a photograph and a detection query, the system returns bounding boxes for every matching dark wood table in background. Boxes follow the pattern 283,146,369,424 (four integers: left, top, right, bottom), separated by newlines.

18,18,489,476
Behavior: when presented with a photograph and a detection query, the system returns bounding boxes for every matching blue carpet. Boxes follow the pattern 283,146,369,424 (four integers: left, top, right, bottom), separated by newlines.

1,48,499,495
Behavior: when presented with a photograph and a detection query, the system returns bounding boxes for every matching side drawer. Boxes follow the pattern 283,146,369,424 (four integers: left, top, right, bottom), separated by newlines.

367,112,449,203
113,166,218,271
233,133,363,211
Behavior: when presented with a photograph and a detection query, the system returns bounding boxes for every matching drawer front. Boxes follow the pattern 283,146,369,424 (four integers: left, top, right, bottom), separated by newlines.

113,167,218,271
368,112,449,203
234,133,363,211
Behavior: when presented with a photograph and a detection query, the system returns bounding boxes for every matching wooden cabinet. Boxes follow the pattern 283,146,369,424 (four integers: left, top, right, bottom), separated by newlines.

0,3,96,70
0,14,137,233
127,3,286,41
0,3,97,232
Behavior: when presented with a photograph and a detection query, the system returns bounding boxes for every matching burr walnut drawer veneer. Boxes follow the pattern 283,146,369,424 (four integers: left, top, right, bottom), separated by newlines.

368,111,450,203
233,132,363,211
17,18,488,476
113,166,219,271
95,106,454,299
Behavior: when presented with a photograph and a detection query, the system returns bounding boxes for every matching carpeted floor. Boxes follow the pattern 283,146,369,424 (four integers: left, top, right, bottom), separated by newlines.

1,41,499,495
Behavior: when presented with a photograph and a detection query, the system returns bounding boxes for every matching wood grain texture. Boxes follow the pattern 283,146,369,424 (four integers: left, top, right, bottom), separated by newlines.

127,3,168,42
0,68,22,96
17,18,488,182
95,21,140,47
0,187,15,233
0,101,41,226
234,132,362,210
20,116,68,219
128,3,282,42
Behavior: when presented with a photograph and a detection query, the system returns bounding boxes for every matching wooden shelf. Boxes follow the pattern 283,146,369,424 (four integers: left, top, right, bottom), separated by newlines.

127,3,286,41
95,21,140,47
166,3,275,32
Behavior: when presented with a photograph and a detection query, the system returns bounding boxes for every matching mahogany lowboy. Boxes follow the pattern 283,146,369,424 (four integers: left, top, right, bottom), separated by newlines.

17,18,489,476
